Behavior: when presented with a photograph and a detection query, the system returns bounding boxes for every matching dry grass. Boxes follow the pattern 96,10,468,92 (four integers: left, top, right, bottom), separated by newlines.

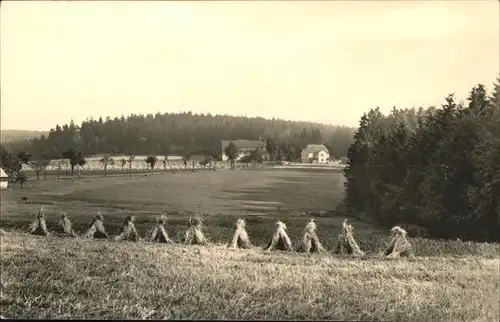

0,231,498,320
1,168,499,319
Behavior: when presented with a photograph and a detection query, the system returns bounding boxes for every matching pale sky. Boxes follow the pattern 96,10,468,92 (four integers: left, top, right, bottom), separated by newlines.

1,1,499,131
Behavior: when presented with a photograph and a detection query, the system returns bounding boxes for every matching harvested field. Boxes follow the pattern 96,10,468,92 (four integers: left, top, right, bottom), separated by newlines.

1,231,498,320
1,168,499,320
0,168,355,248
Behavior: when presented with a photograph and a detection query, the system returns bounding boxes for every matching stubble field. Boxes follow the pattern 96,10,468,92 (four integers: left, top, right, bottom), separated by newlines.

0,168,499,320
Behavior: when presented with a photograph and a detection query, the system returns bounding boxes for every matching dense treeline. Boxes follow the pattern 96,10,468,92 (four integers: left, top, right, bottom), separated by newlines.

343,78,500,242
11,113,354,161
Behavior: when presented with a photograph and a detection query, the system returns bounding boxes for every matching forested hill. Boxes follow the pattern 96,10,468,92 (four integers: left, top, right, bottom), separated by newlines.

20,112,356,160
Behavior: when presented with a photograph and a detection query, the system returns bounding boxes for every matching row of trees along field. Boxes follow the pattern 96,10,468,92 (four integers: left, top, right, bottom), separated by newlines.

343,78,500,242
3,113,355,162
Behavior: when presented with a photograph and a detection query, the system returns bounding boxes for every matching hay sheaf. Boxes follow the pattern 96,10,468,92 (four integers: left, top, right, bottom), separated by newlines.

296,219,325,253
384,226,412,258
114,216,141,242
147,216,174,244
83,214,109,239
230,219,252,249
185,217,209,245
264,220,293,252
28,207,50,236
59,212,78,237
334,219,365,257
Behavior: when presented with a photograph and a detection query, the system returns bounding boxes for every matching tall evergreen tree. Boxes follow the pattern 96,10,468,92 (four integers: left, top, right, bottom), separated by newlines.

343,77,500,241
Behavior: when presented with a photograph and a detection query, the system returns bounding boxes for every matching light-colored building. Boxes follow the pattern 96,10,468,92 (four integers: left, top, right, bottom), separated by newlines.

165,155,184,161
1,168,9,189
221,139,270,162
301,144,330,164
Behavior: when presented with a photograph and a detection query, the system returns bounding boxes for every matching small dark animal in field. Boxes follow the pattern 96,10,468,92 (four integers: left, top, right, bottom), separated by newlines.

21,196,28,202
384,226,412,258
28,207,50,236
114,216,141,241
84,214,108,239
230,219,252,249
264,220,293,252
296,219,325,253
334,219,365,257
147,216,173,243
185,217,209,245
59,212,78,237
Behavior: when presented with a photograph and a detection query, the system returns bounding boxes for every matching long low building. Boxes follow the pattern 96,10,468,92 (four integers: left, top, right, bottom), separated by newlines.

19,155,187,172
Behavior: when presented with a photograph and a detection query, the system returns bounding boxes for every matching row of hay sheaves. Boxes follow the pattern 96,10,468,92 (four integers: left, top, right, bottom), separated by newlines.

26,207,412,259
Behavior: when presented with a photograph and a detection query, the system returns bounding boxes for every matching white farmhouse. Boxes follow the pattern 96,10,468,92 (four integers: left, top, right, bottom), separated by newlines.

0,168,9,189
300,144,330,164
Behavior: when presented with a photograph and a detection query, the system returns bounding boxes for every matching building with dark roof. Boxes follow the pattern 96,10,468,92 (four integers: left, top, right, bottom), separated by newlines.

221,139,269,162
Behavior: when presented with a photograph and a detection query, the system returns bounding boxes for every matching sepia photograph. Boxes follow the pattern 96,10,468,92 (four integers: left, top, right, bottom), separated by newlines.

0,0,499,320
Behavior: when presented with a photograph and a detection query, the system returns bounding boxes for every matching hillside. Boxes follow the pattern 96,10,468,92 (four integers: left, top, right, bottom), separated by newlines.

0,130,47,143
0,231,498,320
20,112,355,160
